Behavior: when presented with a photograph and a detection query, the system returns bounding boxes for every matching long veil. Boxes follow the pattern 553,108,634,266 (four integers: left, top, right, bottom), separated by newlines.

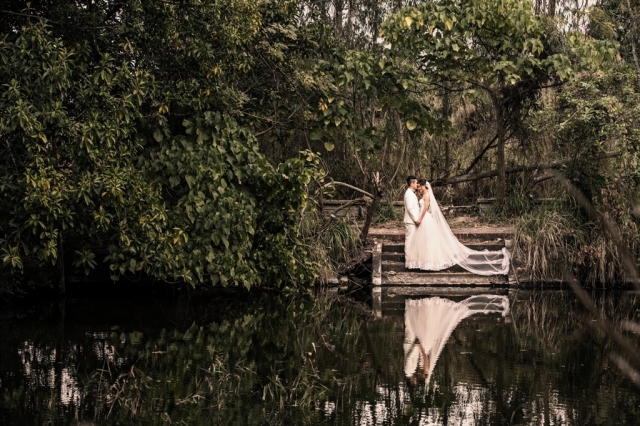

406,183,511,275
403,295,510,384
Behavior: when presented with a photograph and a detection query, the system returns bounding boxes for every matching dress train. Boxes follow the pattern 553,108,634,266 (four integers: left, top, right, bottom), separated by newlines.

405,183,510,275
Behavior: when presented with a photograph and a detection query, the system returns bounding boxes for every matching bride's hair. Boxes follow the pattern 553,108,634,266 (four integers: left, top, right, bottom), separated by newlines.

417,178,427,186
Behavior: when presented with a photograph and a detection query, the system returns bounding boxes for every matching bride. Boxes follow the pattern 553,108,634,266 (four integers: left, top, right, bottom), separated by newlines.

405,179,510,275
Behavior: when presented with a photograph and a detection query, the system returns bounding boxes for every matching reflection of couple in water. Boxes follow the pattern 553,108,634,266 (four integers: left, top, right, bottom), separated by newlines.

404,295,510,385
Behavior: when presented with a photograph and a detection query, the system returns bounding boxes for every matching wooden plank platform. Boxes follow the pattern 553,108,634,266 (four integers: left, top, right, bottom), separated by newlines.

382,272,508,285
370,230,512,286
380,286,509,297
382,242,505,253
369,227,514,242
383,260,467,273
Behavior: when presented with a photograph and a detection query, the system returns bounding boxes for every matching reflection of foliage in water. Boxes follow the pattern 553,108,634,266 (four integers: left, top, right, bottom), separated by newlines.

90,294,369,425
0,292,639,425
0,293,389,425
508,291,640,425
368,292,640,425
511,290,640,354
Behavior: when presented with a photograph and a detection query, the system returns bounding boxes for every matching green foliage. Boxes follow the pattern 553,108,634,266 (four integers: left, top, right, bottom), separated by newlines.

2,0,638,291
0,12,323,289
382,0,616,87
380,0,618,200
373,201,401,224
306,47,448,190
593,0,640,66
317,216,361,265
533,64,640,204
514,206,585,283
0,21,150,275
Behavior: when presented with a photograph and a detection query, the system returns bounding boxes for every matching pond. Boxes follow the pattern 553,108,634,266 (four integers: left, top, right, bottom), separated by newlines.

0,288,638,425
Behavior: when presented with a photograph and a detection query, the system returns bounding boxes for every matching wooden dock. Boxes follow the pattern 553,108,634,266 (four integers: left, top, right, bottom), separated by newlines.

369,227,514,287
368,226,514,242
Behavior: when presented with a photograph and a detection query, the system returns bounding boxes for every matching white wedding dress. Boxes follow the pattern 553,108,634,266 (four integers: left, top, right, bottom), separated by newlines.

404,295,510,382
405,183,510,275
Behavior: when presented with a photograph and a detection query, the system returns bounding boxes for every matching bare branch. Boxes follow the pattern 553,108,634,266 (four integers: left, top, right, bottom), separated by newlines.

322,181,373,198
432,151,622,187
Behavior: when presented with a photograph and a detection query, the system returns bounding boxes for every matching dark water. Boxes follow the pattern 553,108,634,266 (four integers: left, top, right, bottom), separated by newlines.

0,289,638,425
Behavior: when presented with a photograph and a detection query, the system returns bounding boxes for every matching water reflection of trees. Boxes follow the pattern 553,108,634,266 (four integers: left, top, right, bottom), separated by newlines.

0,295,395,425
356,292,640,426
509,291,640,425
0,292,638,425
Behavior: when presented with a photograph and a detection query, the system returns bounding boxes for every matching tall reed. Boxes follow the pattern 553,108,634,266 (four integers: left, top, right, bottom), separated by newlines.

513,207,584,283
514,201,639,286
299,210,361,283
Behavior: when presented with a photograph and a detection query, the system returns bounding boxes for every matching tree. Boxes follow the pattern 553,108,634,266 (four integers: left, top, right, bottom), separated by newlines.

381,0,617,201
592,0,640,76
0,2,323,290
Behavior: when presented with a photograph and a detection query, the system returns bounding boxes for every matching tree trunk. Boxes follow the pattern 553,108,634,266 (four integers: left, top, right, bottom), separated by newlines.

334,0,343,37
494,99,506,203
442,84,451,174
58,231,65,297
464,133,499,175
360,195,380,243
359,172,384,243
547,0,556,16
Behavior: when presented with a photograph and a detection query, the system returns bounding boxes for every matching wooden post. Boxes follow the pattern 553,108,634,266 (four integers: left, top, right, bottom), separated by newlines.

505,239,517,286
372,241,382,286
371,286,382,318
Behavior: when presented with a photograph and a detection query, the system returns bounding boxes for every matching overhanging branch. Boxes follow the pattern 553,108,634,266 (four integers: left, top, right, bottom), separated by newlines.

322,181,373,198
431,150,622,187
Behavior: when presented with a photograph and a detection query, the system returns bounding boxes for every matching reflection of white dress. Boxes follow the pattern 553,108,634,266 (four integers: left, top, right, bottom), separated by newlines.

404,183,511,275
403,295,510,382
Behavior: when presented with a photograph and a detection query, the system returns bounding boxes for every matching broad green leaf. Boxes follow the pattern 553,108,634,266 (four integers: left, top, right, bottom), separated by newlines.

310,130,322,141
153,128,163,142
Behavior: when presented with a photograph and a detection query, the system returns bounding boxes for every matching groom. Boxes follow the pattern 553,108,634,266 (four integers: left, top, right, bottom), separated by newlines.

404,176,421,248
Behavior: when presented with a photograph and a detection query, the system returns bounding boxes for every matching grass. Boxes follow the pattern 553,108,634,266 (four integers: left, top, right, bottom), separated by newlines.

513,207,584,283
299,210,361,283
513,202,639,286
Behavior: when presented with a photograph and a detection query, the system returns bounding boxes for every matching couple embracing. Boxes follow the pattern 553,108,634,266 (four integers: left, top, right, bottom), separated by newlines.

402,176,510,275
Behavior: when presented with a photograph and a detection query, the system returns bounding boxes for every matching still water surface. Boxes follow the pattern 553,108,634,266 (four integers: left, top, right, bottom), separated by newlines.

0,289,638,425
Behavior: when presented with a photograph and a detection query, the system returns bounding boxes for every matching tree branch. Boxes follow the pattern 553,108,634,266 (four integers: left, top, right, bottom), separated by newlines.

431,151,622,187
322,181,373,198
